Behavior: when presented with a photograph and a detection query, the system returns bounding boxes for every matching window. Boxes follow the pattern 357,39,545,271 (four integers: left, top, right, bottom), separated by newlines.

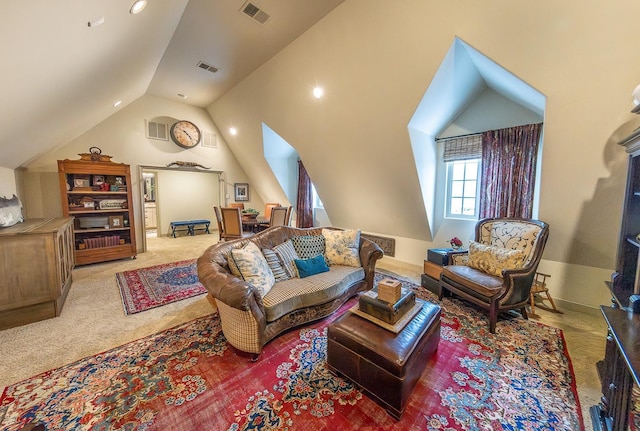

441,134,482,219
446,159,480,219
312,183,324,208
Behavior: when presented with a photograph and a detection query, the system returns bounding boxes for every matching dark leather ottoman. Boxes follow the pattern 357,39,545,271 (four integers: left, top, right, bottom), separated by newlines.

326,299,441,419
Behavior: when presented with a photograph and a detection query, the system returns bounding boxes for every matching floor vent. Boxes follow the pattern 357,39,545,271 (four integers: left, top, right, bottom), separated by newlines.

361,233,396,257
197,61,219,74
145,120,168,141
240,1,271,24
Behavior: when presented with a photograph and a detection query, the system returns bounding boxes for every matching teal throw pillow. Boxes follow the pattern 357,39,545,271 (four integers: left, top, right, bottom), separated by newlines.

294,254,330,279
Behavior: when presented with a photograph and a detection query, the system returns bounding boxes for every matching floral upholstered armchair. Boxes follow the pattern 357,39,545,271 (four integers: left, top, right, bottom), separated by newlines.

439,217,549,333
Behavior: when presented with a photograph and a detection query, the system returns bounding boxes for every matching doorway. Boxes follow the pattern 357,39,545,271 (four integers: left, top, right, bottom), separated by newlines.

142,171,158,238
139,166,222,252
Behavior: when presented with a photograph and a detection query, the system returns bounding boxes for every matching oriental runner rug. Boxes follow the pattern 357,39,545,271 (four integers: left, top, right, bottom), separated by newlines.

115,259,206,314
1,275,584,430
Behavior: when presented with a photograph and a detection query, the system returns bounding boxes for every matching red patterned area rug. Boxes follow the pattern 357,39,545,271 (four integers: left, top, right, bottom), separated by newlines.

115,259,206,314
1,275,583,430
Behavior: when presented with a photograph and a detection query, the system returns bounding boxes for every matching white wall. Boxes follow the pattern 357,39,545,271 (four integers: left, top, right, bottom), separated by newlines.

0,167,16,198
153,169,220,237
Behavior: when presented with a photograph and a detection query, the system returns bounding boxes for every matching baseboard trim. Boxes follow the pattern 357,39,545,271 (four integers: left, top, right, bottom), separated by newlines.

553,298,601,317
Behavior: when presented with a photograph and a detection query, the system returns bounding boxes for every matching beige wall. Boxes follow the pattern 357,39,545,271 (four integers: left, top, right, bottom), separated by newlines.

20,94,259,250
0,168,16,198
207,0,640,309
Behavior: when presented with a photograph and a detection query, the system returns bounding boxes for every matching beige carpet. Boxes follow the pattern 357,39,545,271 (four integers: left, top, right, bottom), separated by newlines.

0,232,606,429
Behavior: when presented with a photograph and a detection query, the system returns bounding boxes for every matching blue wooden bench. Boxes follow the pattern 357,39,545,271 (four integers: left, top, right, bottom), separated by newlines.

170,219,210,238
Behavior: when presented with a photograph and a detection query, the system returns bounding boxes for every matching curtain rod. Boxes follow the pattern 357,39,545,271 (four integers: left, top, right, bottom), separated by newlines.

435,122,543,142
435,132,482,142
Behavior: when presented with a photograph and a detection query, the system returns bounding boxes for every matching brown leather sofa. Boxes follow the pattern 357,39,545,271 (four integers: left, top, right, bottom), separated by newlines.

197,226,383,360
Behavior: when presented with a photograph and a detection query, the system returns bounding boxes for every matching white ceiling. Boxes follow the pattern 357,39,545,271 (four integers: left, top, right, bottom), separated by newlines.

0,0,344,170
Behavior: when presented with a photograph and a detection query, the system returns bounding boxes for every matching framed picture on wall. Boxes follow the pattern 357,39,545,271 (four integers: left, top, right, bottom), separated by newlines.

234,183,249,202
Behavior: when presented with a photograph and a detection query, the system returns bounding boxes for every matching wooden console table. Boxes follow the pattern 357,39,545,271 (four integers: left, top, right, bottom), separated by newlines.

590,306,640,431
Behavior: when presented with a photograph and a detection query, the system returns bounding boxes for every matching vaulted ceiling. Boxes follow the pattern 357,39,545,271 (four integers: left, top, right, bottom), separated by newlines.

0,0,343,170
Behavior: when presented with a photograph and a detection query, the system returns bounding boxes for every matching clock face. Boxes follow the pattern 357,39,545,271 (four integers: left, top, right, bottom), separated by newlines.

170,120,201,149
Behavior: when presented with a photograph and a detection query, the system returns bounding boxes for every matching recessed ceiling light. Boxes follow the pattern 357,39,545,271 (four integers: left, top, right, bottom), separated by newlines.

113,100,122,108
313,86,324,99
130,0,147,14
177,93,187,99
229,127,238,136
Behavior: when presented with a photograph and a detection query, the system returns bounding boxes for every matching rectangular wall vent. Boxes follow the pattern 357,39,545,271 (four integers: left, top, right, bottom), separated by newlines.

202,132,218,149
361,233,396,257
197,61,219,74
145,120,168,141
240,1,271,24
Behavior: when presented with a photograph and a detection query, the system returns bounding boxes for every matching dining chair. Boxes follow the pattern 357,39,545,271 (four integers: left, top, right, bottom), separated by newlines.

264,202,280,220
229,203,245,210
220,207,253,240
284,206,293,226
269,206,289,227
213,206,224,241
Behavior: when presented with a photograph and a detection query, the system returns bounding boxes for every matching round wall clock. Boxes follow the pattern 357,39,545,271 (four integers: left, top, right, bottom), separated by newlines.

170,120,201,149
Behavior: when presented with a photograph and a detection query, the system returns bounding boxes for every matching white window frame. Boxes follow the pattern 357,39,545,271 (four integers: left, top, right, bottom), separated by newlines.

312,183,324,208
445,159,480,220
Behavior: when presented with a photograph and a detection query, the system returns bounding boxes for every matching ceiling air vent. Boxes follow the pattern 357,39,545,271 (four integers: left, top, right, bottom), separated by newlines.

240,1,271,24
197,61,218,74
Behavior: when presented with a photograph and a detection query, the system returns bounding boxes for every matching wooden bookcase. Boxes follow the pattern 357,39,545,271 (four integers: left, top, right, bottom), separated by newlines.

57,154,137,265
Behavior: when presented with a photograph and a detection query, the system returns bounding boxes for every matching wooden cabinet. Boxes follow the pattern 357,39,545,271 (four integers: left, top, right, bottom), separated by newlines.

591,128,640,430
144,202,157,229
0,217,74,329
58,155,137,265
609,128,640,308
591,307,640,431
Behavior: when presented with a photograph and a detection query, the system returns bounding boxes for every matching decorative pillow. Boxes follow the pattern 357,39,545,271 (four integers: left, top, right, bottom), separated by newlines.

291,235,326,260
262,248,290,282
0,194,24,227
273,240,300,278
322,228,361,267
467,240,527,278
228,241,275,296
294,254,330,278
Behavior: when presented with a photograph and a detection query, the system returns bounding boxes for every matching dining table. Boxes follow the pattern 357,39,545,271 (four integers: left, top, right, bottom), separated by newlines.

242,215,269,232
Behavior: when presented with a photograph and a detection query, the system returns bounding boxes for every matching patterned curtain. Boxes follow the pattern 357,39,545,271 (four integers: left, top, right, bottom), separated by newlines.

479,123,542,219
296,160,314,228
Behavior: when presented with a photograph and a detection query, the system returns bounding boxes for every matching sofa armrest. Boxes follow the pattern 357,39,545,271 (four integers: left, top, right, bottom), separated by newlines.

448,250,469,266
196,253,263,311
359,238,384,288
359,238,384,268
501,265,538,304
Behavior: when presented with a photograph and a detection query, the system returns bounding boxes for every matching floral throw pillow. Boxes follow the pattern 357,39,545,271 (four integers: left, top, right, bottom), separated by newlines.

322,228,361,267
228,241,275,297
467,240,526,278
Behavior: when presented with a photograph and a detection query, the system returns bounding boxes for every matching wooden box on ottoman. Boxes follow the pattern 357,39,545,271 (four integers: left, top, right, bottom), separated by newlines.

326,300,441,419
